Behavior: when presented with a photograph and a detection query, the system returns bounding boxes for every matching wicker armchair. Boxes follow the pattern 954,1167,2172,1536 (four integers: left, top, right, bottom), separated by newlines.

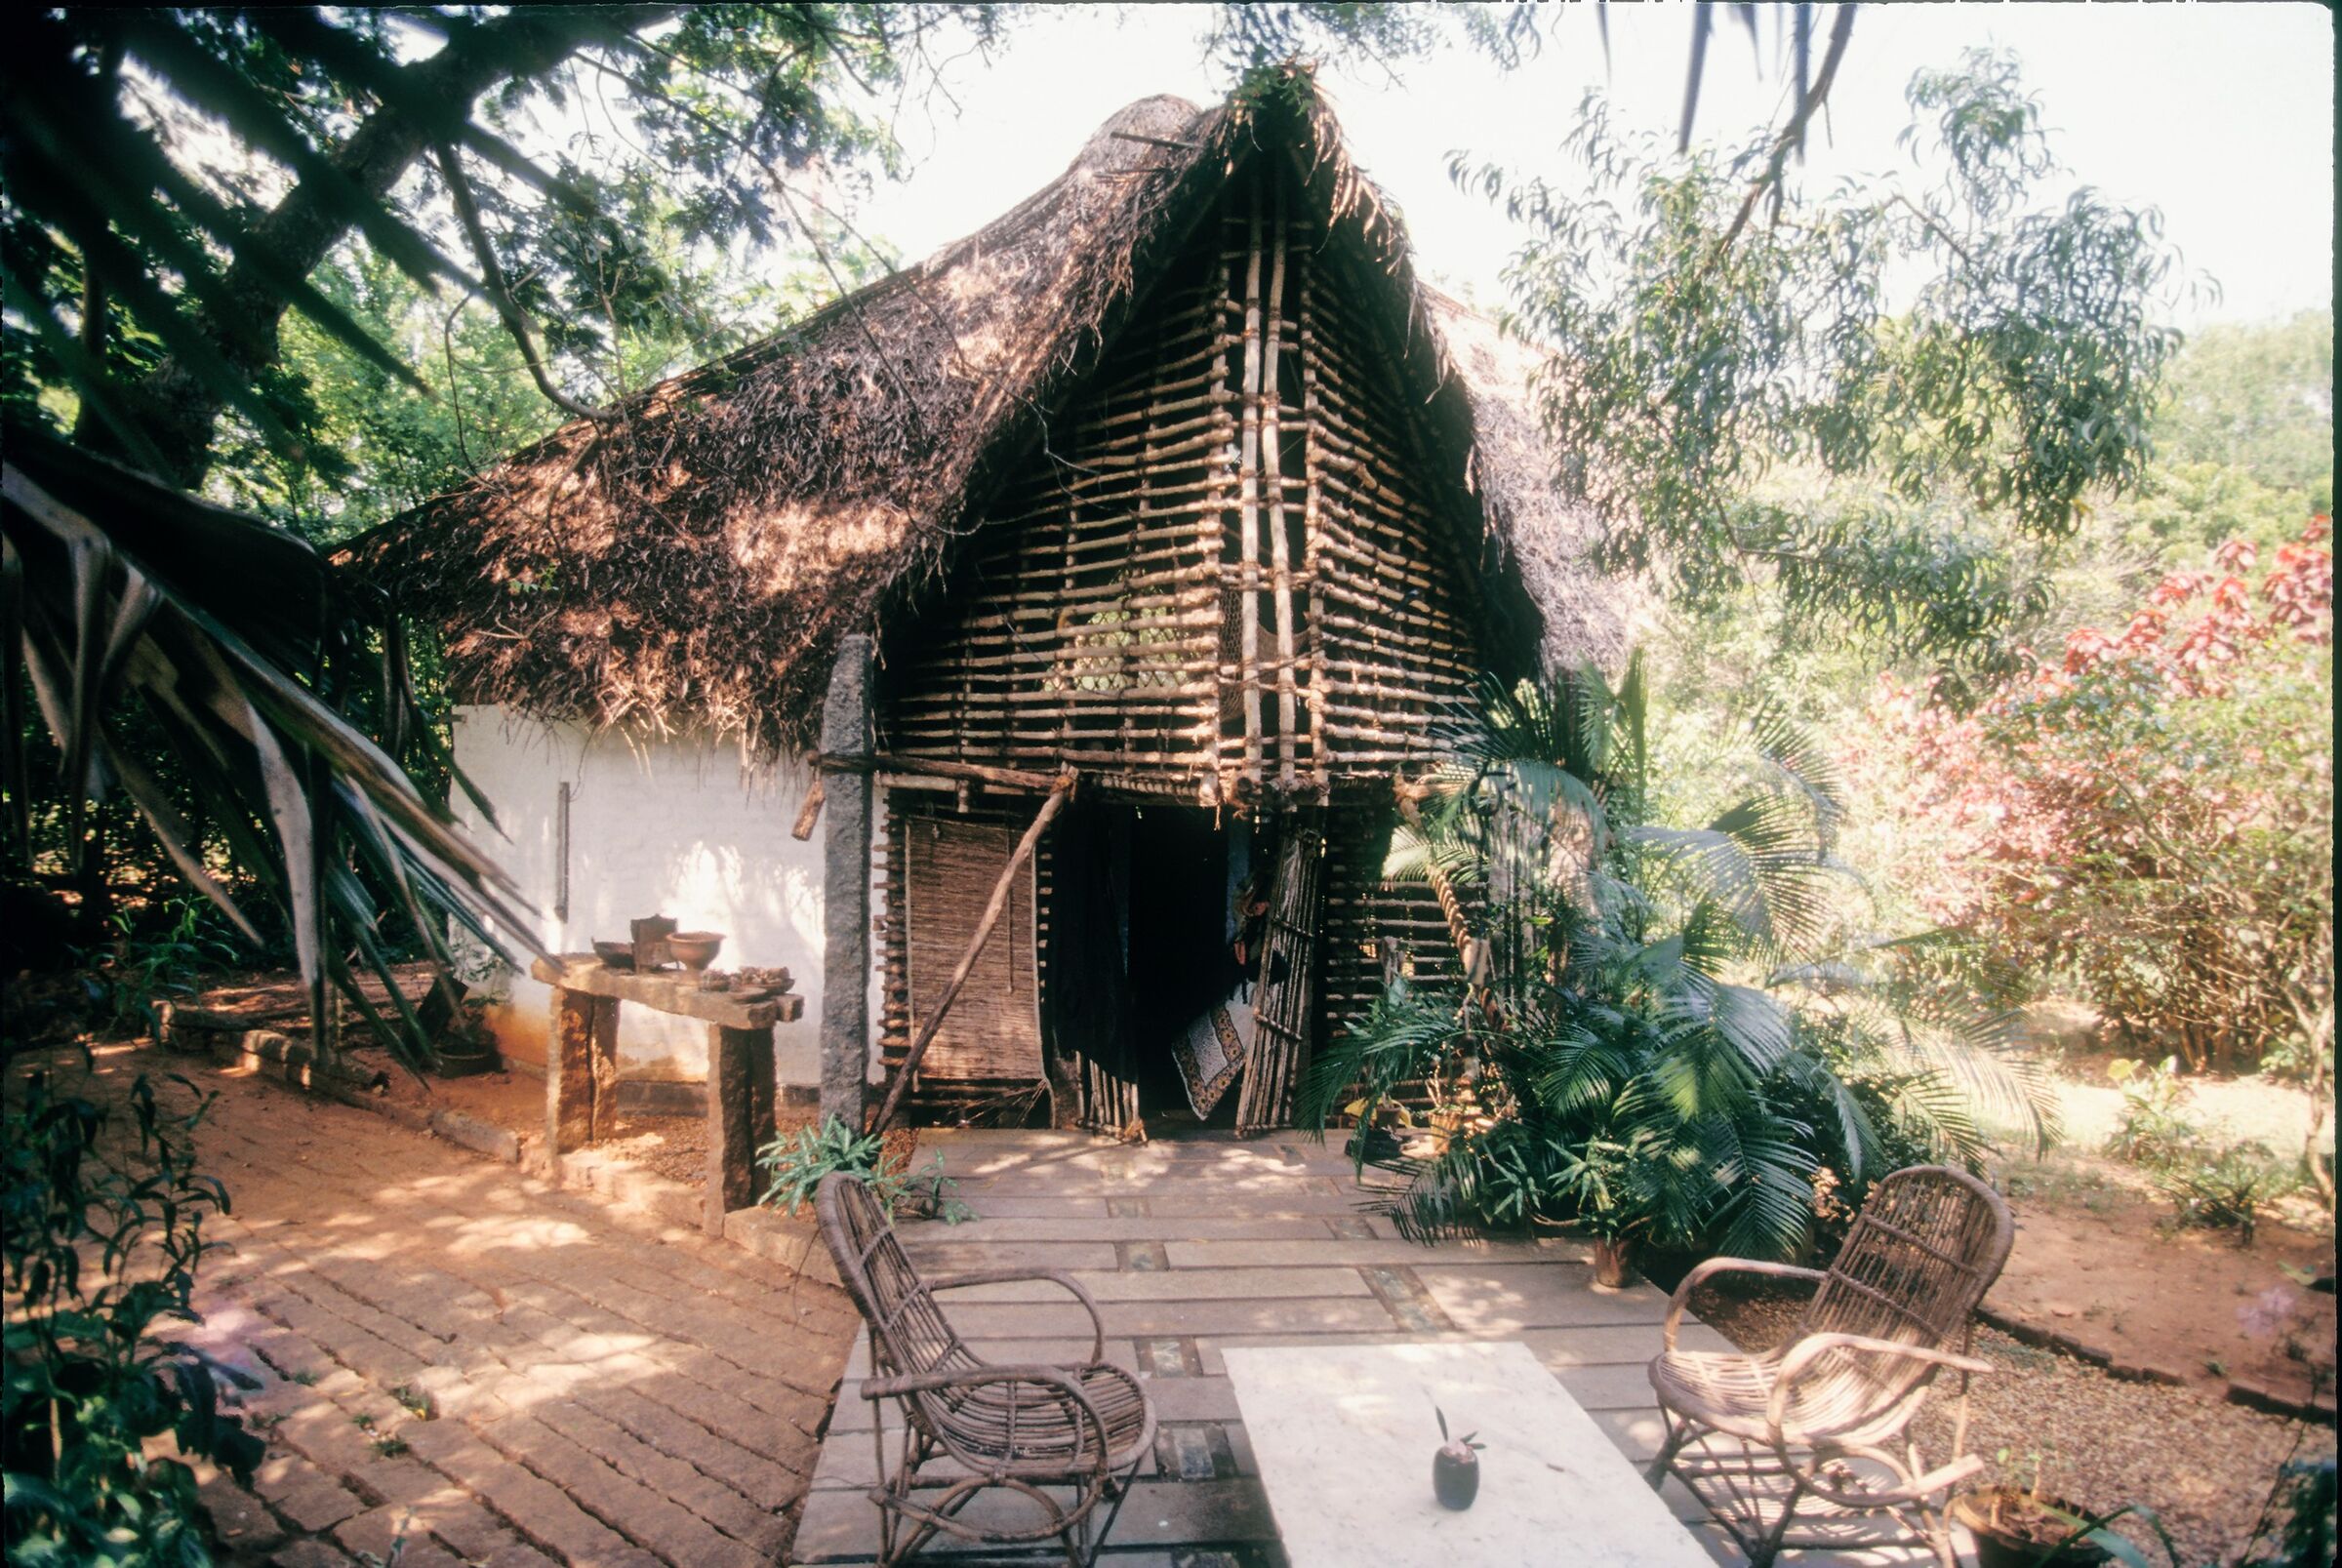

1645,1165,2015,1568
816,1172,1156,1567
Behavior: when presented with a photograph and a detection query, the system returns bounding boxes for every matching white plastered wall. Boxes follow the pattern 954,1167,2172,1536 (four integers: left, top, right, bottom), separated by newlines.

449,705,833,1087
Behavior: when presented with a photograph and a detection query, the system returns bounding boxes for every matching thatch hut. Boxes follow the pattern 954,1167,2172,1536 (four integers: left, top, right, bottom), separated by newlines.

354,78,1622,1131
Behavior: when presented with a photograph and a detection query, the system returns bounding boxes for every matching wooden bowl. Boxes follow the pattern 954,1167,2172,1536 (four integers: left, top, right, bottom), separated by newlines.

666,931,725,971
591,940,635,970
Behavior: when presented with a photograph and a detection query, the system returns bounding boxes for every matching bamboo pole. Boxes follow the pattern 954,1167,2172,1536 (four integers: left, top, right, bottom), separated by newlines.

1236,183,1266,779
814,751,1070,792
1263,179,1297,790
1299,260,1328,790
870,774,1076,1131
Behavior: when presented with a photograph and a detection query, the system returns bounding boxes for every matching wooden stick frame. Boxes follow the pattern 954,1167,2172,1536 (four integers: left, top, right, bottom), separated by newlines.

869,772,1076,1131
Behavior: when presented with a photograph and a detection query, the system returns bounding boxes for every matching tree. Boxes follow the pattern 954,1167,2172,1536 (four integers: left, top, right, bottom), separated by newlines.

3,7,994,1045
2155,312,2334,509
6,7,993,488
1467,49,2192,687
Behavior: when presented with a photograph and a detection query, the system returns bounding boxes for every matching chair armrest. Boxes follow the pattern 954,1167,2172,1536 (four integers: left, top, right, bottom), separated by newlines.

1662,1259,1826,1349
861,1364,1115,1477
1763,1332,1993,1450
928,1269,1106,1363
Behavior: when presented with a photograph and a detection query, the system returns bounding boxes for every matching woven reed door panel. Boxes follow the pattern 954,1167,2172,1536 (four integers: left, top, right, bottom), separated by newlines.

905,818,1044,1082
1235,827,1324,1135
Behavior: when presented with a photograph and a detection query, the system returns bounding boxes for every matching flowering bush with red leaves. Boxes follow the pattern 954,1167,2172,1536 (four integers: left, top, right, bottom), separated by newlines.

1864,519,2333,1075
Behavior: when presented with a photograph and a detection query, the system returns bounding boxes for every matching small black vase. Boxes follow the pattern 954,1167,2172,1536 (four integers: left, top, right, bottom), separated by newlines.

1433,1440,1480,1510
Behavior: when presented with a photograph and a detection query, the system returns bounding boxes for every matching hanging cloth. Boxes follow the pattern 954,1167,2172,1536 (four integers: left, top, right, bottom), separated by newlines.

1045,802,1140,1136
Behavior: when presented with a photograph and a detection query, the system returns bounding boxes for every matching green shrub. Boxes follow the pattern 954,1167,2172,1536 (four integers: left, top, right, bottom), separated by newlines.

1306,663,2051,1259
2151,1142,2298,1245
2,1060,263,1563
755,1116,970,1225
2105,1056,2202,1167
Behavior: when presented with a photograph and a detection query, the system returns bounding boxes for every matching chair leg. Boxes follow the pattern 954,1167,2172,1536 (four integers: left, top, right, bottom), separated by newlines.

1921,1501,1960,1568
871,1422,939,1567
1747,1471,1807,1568
1088,1454,1143,1564
1646,1410,1691,1489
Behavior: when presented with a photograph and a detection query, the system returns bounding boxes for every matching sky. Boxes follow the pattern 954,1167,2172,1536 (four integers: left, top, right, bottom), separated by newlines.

842,1,2336,332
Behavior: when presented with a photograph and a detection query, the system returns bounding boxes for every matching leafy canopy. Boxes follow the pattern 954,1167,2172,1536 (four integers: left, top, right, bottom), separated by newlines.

1465,49,2195,683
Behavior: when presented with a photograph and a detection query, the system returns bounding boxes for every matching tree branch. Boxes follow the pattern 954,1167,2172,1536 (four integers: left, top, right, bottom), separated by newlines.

432,142,615,424
104,7,665,486
1705,5,1857,267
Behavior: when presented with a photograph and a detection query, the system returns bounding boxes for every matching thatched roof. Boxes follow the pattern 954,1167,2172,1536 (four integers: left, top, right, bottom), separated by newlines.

349,76,1621,757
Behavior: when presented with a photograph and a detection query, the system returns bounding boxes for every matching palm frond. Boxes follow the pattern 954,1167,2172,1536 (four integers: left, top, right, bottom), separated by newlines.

3,429,545,1068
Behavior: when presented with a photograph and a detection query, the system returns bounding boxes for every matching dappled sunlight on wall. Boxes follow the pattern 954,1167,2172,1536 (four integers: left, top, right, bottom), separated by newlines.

450,707,828,1086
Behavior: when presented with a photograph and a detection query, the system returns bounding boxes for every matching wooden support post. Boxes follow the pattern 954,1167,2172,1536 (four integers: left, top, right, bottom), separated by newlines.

546,985,595,1154
706,1023,778,1235
871,775,1075,1131
1298,259,1327,790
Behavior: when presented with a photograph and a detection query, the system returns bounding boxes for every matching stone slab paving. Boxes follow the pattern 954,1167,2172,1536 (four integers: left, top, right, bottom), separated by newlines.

797,1128,1947,1567
67,1046,857,1568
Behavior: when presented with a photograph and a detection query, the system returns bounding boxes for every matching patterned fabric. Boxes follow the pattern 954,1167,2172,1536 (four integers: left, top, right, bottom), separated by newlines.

1170,992,1253,1118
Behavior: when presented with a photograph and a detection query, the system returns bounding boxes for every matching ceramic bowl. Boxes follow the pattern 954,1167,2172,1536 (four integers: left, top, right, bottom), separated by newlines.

666,931,725,971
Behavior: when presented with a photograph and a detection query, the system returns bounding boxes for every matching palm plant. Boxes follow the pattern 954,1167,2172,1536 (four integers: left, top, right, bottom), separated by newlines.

1304,660,2054,1259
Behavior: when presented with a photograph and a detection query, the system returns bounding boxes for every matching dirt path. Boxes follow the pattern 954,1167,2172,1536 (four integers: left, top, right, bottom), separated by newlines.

1978,1054,2336,1411
65,1044,859,1568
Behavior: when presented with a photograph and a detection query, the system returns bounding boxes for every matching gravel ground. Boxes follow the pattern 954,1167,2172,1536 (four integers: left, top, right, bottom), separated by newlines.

1696,1279,2336,1565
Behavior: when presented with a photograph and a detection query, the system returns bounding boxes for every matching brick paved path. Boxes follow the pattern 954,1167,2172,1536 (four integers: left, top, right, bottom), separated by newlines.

97,1049,857,1568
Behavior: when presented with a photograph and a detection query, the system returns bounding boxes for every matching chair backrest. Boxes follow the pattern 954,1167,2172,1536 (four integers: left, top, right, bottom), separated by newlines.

816,1171,972,1391
1797,1165,2014,1404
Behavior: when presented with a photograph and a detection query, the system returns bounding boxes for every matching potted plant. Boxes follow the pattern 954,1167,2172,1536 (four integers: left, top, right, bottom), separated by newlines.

1431,1407,1484,1510
1952,1450,2156,1568
1550,1138,1648,1289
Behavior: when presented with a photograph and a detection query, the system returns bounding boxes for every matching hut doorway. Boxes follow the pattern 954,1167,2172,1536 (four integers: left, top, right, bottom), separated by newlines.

1125,806,1240,1130
1042,804,1323,1138
1043,803,1239,1135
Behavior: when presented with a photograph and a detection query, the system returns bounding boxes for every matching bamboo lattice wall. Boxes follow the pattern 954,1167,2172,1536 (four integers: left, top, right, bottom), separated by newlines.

879,157,1486,803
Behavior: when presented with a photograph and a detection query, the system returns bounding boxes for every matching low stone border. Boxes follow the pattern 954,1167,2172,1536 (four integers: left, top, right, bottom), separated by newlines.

1979,1305,2337,1425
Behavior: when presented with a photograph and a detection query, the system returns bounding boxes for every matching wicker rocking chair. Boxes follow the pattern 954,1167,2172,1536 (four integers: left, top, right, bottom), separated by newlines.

1645,1165,2015,1568
816,1172,1157,1566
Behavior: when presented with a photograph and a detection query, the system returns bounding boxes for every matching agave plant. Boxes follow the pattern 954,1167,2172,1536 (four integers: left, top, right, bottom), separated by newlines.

1305,659,2054,1259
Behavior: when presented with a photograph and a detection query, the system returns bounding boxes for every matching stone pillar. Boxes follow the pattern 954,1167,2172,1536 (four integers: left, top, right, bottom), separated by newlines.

818,635,874,1131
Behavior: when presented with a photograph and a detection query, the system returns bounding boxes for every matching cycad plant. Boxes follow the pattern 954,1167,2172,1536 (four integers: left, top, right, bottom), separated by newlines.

1303,659,2053,1260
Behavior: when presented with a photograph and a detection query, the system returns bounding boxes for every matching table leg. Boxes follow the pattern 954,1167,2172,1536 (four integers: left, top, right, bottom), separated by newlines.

547,986,597,1154
707,1025,777,1235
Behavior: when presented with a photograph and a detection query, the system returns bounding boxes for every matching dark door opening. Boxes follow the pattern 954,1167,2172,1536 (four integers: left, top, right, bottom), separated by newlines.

1123,806,1240,1129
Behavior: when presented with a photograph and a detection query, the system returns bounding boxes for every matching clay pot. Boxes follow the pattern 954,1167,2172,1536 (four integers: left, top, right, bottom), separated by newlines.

1433,1439,1480,1510
1953,1490,2114,1568
1591,1236,1636,1290
666,931,725,971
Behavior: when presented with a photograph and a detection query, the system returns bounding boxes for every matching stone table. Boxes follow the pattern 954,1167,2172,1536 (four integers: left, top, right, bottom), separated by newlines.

529,956,805,1235
1223,1340,1713,1568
